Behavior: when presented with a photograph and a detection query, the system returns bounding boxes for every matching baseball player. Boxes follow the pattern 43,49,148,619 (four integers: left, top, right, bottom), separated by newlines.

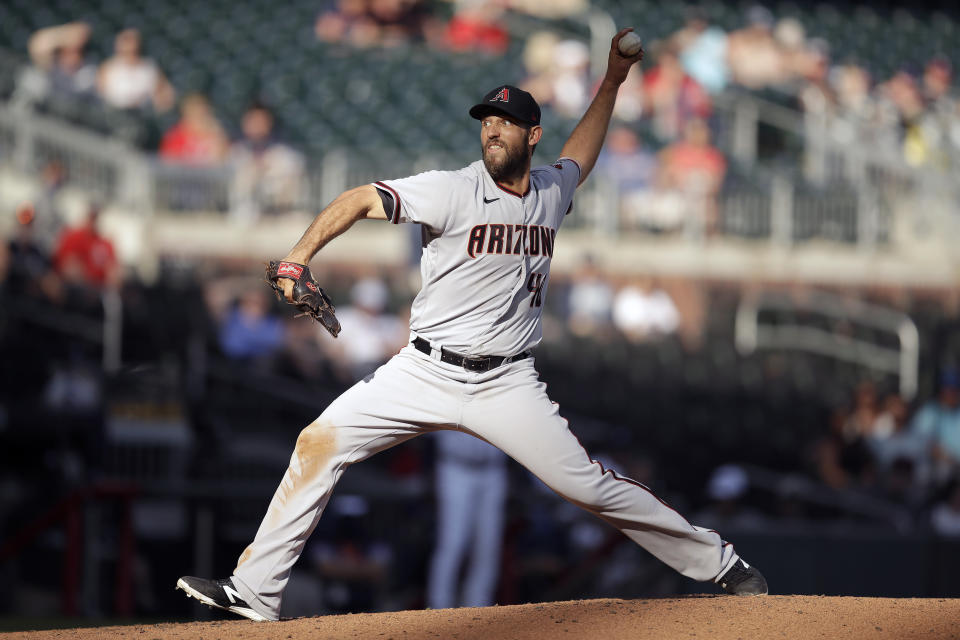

427,429,508,610
177,30,767,622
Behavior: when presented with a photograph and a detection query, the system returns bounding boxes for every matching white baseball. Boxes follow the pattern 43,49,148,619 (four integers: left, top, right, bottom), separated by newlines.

618,31,643,57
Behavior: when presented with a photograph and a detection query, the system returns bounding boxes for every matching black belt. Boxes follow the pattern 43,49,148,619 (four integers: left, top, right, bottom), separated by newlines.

412,337,530,372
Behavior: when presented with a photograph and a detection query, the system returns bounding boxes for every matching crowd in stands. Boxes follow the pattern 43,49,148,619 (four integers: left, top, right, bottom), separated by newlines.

17,23,174,113
3,198,119,299
203,270,408,386
12,21,306,222
313,0,588,53
7,4,959,233
519,4,958,231
810,373,960,536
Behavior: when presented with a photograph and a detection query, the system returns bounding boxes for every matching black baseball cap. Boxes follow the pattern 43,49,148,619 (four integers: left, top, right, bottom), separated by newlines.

469,85,541,127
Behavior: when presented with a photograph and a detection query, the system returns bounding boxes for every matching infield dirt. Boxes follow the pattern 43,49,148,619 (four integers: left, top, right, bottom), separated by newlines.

3,595,959,640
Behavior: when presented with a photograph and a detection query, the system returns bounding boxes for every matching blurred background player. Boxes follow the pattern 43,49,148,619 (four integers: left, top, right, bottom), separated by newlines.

427,430,507,610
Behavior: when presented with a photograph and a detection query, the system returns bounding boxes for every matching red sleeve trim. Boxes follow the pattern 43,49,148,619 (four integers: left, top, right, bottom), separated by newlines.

374,181,402,224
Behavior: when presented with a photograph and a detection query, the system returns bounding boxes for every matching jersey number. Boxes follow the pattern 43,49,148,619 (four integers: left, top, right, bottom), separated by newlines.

527,272,547,308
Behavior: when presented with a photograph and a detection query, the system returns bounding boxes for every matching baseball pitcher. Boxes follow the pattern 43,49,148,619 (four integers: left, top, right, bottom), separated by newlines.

177,29,767,622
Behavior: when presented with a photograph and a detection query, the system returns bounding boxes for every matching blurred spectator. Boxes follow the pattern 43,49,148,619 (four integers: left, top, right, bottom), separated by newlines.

218,289,286,364
31,161,69,249
97,28,175,113
316,0,432,47
796,39,832,118
949,101,960,154
443,1,509,55
229,104,306,222
833,64,874,121
866,392,930,486
656,118,726,233
160,94,229,166
521,32,560,106
522,36,590,119
611,65,645,122
5,204,62,302
910,368,960,482
52,203,119,290
869,392,909,443
14,22,96,109
694,464,768,531
27,22,89,74
829,64,879,147
30,22,97,101
814,402,876,490
922,59,954,116
368,0,432,46
843,380,881,440
565,254,614,337
323,277,407,382
428,430,507,609
921,59,956,157
549,40,591,118
931,481,960,537
611,275,679,342
774,18,824,83
642,47,712,141
595,127,658,229
316,0,380,47
875,71,940,167
509,0,586,19
672,13,729,95
277,314,331,381
726,6,785,89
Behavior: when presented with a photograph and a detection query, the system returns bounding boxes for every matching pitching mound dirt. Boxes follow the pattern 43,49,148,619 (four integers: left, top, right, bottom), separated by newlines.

5,596,960,640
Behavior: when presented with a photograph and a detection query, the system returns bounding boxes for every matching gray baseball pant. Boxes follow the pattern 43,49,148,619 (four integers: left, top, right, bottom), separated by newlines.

231,345,739,619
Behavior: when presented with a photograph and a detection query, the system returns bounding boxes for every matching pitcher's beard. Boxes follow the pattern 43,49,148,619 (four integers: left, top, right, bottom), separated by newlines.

483,143,531,183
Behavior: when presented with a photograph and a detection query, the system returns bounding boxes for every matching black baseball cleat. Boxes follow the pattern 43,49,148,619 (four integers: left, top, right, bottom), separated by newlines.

176,576,273,621
716,559,769,595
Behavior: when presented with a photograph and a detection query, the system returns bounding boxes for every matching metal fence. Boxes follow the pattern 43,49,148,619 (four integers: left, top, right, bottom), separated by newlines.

735,290,920,400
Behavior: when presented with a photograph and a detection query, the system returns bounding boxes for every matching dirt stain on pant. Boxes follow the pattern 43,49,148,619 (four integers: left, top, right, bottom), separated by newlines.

263,419,337,528
235,544,254,570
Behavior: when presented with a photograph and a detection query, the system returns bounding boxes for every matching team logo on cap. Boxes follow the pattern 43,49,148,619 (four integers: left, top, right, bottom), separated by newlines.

491,87,509,103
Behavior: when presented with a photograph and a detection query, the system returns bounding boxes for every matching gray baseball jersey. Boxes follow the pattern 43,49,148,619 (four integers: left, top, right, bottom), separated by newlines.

374,158,579,356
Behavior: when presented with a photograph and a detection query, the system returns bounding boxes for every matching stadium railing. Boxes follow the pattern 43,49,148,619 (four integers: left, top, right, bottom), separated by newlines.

734,290,920,400
1,93,956,254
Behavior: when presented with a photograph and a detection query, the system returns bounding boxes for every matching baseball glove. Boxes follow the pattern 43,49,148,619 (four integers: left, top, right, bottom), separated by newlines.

265,260,341,338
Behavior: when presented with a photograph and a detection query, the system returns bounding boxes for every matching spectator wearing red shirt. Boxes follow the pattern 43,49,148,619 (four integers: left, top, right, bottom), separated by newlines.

443,1,508,55
660,118,726,190
53,204,118,289
658,118,726,234
642,48,712,141
160,93,229,166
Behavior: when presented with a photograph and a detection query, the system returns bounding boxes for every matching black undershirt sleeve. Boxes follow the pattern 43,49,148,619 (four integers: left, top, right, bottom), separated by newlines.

376,187,395,221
